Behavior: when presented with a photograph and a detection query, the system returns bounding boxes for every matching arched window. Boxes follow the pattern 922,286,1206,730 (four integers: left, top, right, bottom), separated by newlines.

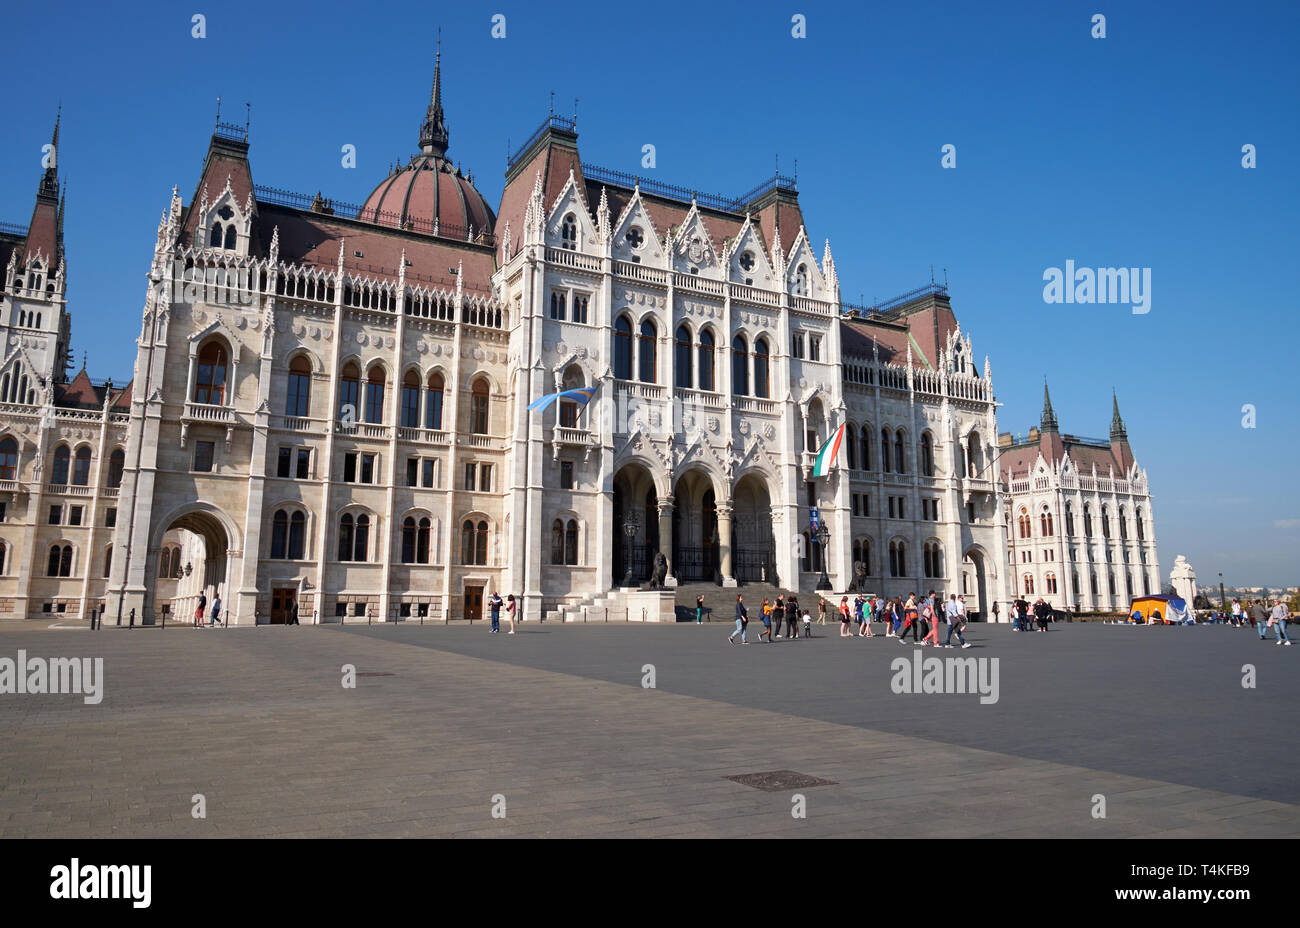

289,511,306,559
551,519,564,565
889,540,907,577
210,223,223,248
354,514,370,561
339,362,360,421
856,538,872,574
1065,504,1075,536
793,263,809,297
1046,572,1058,595
1084,505,1093,537
559,367,584,429
1041,508,1054,536
402,517,417,564
894,430,906,474
1018,508,1030,539
846,425,857,469
674,326,693,388
47,544,73,577
0,437,17,480
0,541,7,575
194,340,229,405
271,509,289,559
102,545,113,578
158,547,172,579
286,355,311,417
52,445,70,485
338,513,370,561
106,448,125,488
881,428,892,474
425,372,444,429
859,426,871,471
731,335,749,395
565,519,578,565
753,338,770,398
920,433,934,476
1101,507,1111,539
1090,571,1099,596
697,329,715,391
417,517,431,564
72,447,91,486
561,214,577,250
613,316,633,380
1136,513,1145,540
1023,574,1035,596
462,519,489,565
470,378,490,434
637,319,657,383
401,371,421,428
364,365,386,424
923,542,944,578
223,224,237,250
1119,508,1129,540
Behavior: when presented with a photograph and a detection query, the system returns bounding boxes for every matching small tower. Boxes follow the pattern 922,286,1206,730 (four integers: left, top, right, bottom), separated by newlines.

1109,390,1134,472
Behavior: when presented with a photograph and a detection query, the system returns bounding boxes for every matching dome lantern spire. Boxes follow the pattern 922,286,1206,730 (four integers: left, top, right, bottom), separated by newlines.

419,29,449,157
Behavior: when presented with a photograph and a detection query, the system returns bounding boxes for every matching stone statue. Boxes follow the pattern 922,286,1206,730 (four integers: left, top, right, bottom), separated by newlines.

643,553,668,590
847,561,868,593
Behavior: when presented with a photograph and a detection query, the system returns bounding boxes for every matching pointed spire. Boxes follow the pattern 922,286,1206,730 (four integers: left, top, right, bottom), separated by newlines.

1110,389,1127,441
38,104,61,198
1041,379,1059,432
419,29,450,156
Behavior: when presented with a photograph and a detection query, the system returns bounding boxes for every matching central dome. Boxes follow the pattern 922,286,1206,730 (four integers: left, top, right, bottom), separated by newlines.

358,51,496,240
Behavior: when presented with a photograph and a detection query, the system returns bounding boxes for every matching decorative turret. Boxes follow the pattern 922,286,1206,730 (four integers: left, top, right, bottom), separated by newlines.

1109,390,1134,472
1041,379,1059,432
419,34,449,157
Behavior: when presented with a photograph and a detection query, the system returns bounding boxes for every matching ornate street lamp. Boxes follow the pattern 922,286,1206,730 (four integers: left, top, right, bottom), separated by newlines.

815,522,832,591
621,511,641,588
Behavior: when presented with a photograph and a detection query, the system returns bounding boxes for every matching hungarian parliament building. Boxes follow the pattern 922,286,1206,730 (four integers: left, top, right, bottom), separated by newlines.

0,61,1160,625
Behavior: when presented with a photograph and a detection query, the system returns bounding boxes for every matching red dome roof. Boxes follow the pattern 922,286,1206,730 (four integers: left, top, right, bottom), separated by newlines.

360,154,495,240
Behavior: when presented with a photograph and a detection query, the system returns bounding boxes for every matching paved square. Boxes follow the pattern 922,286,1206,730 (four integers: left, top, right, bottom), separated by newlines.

0,619,1295,837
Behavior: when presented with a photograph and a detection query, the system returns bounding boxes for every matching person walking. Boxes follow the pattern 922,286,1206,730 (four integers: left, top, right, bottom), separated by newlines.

194,592,207,629
858,594,874,638
838,596,853,637
897,594,920,643
1269,598,1292,646
728,594,748,644
801,607,813,638
504,594,516,634
920,594,940,647
488,591,503,633
1231,599,1242,628
209,594,222,628
1253,599,1269,638
944,593,970,648
891,597,904,636
288,601,299,625
818,598,827,625
787,594,799,631
696,594,705,624
762,597,775,642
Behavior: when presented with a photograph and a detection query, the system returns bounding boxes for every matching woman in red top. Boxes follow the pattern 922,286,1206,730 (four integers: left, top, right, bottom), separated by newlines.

839,596,853,637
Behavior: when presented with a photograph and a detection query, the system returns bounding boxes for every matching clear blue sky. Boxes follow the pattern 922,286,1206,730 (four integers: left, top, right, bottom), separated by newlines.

3,0,1296,586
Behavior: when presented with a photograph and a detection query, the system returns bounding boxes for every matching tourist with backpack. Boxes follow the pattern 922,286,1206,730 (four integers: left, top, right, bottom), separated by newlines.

728,594,748,645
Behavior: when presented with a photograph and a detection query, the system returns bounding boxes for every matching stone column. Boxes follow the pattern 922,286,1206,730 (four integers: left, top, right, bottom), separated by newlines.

717,501,736,587
657,494,675,586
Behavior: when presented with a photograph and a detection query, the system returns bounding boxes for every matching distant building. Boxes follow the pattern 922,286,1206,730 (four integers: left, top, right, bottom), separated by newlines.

998,384,1159,612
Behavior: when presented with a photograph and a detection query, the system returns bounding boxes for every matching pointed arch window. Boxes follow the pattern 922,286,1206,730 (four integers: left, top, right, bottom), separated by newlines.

881,429,892,474
561,214,577,250
425,372,444,429
364,365,386,424
1023,574,1035,596
470,378,490,434
286,356,312,418
613,316,633,380
223,224,237,250
401,371,421,428
210,223,223,248
674,326,693,388
72,447,91,486
338,513,369,561
732,335,749,395
52,445,70,485
753,338,770,398
846,425,857,469
1084,505,1093,537
920,432,934,476
48,544,73,577
462,519,489,565
103,545,114,578
697,329,715,391
194,341,229,405
1041,508,1054,537
0,437,17,480
339,362,360,421
637,319,657,383
271,509,289,559
859,426,871,471
793,263,809,297
894,431,906,474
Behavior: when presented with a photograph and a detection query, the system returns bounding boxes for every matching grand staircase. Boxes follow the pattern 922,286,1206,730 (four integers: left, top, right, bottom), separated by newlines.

548,581,829,624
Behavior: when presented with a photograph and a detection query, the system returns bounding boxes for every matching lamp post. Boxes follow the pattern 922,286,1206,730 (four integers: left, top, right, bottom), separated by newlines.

1219,572,1226,610
621,511,641,588
815,522,832,591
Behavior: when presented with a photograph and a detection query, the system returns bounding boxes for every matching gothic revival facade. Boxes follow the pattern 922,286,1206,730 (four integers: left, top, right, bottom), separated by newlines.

998,386,1160,612
0,65,1152,624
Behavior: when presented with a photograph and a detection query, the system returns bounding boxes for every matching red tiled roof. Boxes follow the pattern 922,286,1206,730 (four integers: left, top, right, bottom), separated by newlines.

360,154,495,237
24,198,59,264
841,318,907,365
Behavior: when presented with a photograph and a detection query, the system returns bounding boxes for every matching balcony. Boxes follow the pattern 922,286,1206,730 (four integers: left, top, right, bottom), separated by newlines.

397,427,452,446
458,434,497,450
183,402,236,425
336,422,391,440
733,396,779,416
272,415,319,432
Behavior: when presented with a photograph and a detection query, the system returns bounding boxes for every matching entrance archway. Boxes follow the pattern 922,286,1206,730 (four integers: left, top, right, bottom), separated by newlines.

963,546,989,621
150,505,236,624
671,469,718,583
733,473,776,585
612,463,657,587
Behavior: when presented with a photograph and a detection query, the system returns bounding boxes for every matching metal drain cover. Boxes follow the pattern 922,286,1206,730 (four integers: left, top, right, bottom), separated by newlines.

726,770,837,791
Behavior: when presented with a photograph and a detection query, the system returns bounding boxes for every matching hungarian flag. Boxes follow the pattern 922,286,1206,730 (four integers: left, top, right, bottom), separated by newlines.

527,385,598,413
811,422,846,477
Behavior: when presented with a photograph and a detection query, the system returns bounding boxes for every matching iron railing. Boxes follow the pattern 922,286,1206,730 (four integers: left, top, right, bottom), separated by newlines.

581,162,797,214
0,221,29,237
506,114,578,169
841,282,949,318
253,184,494,247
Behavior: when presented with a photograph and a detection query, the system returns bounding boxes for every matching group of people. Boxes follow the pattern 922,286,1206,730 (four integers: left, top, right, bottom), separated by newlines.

191,592,227,628
1227,598,1293,645
728,593,812,644
487,591,518,634
727,590,973,648
1010,597,1054,633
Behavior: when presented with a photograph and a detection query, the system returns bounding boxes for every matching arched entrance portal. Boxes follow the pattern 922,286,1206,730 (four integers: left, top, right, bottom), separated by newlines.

733,473,777,585
612,463,658,587
672,469,718,583
963,547,989,621
151,507,234,624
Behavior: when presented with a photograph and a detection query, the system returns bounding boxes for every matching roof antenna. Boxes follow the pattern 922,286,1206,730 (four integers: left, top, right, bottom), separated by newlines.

214,95,222,129
574,97,579,124
244,101,251,137
793,158,798,182
549,91,554,116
